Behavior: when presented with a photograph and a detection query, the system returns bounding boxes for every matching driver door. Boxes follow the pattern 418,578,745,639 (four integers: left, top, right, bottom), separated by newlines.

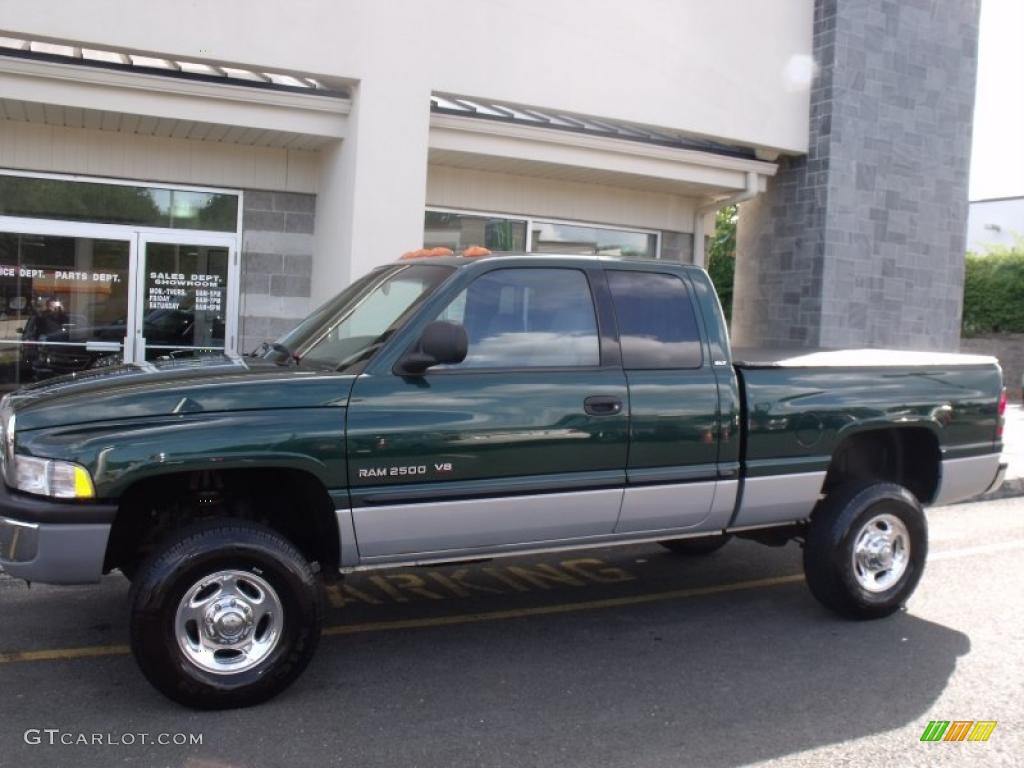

346,264,629,562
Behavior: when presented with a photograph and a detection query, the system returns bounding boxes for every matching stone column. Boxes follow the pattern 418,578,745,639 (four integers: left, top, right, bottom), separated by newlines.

733,0,981,351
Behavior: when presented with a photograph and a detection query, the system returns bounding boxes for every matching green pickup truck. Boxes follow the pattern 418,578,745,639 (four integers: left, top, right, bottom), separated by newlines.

0,253,1007,709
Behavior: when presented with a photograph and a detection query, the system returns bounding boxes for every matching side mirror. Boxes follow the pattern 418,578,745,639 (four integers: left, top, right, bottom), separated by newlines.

398,321,468,375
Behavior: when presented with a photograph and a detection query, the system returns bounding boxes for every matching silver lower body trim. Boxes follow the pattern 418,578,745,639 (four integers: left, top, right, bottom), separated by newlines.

340,526,732,573
335,508,361,569
729,471,825,529
612,479,737,535
615,480,716,533
984,462,1008,496
351,488,624,559
932,453,1003,506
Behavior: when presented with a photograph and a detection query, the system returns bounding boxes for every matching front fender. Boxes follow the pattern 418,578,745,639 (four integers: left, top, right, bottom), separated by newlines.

14,409,347,497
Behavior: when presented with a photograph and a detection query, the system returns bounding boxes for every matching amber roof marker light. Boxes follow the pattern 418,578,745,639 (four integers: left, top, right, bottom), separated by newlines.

398,246,491,261
399,247,453,260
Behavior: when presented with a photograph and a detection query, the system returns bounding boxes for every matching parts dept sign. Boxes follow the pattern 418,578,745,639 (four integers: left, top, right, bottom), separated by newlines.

0,265,123,283
147,271,224,313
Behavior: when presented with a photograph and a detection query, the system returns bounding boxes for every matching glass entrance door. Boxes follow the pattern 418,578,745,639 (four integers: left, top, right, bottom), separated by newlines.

137,234,236,363
0,231,133,388
0,224,239,391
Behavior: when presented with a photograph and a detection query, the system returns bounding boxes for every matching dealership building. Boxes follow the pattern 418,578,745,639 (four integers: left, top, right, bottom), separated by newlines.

0,1,979,389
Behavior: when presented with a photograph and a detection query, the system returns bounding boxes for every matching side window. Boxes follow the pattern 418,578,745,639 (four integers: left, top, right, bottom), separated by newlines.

607,270,703,369
436,268,600,368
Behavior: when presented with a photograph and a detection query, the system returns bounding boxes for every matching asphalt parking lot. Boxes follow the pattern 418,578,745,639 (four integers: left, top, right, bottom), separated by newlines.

0,497,1021,768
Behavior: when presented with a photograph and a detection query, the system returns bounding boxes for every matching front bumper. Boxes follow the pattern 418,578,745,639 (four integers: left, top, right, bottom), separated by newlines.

0,482,116,584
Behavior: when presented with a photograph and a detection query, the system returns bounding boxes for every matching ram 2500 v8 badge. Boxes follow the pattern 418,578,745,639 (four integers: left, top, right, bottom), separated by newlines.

0,251,1007,709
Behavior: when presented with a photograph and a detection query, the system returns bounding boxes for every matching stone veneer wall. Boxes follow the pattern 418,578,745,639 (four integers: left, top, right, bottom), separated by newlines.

733,0,980,351
238,190,316,355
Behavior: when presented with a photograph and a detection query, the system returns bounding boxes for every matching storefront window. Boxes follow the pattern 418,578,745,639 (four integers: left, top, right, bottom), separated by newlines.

0,233,131,389
531,221,658,258
0,176,238,232
424,211,527,252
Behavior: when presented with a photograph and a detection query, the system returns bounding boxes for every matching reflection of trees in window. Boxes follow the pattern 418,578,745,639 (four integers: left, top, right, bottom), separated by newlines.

0,177,238,232
0,177,163,225
485,220,519,251
424,211,526,252
194,193,238,231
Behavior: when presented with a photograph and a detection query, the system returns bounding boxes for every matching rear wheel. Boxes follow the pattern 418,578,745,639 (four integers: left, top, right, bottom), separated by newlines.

129,519,322,709
659,534,732,556
804,482,927,619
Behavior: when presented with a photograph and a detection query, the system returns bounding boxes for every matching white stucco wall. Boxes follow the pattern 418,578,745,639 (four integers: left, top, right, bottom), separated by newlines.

0,1,809,298
0,0,813,154
427,165,698,234
0,121,320,192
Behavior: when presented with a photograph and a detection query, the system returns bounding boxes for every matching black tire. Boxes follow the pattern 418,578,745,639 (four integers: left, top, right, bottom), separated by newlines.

659,534,732,556
129,519,323,710
804,482,927,620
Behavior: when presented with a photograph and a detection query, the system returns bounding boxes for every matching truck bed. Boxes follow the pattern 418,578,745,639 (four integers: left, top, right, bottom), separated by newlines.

730,350,1003,521
732,347,999,369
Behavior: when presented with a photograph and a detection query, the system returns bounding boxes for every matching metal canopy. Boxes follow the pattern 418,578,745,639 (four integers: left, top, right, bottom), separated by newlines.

430,93,756,160
0,35,348,98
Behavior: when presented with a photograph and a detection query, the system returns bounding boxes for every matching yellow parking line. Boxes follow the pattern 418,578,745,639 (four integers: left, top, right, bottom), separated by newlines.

322,573,805,636
0,643,130,664
0,573,805,665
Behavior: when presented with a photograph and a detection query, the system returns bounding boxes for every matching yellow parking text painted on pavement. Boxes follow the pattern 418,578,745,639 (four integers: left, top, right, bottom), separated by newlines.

0,572,800,665
324,557,637,608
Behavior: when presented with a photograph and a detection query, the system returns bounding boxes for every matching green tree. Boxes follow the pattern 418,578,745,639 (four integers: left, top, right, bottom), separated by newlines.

706,205,737,323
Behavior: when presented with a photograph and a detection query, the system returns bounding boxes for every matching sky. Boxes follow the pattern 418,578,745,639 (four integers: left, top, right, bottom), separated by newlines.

969,0,1024,201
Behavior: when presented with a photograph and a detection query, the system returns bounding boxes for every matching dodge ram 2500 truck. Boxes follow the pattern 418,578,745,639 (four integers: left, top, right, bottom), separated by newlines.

0,253,1007,709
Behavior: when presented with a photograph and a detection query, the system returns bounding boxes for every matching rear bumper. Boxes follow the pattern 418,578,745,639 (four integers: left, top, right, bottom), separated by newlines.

984,462,1008,496
0,483,115,584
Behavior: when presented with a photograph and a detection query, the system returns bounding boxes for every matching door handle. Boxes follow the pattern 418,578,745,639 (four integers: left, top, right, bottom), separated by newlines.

584,395,623,416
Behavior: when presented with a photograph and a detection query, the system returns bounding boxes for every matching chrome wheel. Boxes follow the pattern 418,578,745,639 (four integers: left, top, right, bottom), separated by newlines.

174,569,284,675
851,513,910,593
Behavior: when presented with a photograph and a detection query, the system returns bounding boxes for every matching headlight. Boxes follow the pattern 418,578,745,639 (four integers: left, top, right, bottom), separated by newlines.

12,456,95,499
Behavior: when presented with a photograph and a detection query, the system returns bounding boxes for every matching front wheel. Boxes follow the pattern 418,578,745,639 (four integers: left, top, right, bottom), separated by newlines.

129,520,323,709
804,482,927,620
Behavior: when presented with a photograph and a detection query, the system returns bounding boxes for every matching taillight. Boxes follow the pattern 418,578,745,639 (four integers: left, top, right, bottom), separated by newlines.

997,387,1007,439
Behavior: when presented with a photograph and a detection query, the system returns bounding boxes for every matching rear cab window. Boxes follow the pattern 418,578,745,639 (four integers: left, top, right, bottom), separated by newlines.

606,269,703,369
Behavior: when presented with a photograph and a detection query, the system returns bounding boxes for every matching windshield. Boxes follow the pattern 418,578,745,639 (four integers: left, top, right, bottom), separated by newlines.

263,263,454,372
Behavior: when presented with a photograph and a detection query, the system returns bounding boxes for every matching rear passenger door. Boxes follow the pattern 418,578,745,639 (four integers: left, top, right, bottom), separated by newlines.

605,268,731,534
346,264,629,561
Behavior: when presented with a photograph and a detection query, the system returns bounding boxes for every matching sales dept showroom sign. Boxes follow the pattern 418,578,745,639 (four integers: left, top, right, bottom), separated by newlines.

147,272,223,313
